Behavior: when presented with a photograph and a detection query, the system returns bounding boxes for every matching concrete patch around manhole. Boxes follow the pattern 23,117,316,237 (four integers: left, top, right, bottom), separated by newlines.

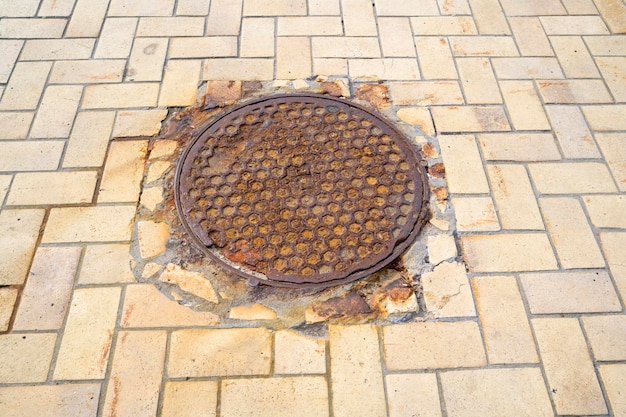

128,77,462,329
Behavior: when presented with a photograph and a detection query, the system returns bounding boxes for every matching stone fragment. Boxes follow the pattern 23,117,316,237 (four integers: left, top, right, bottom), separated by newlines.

369,279,419,315
159,263,218,303
397,107,435,135
355,84,390,109
422,261,476,318
229,303,277,321
305,293,371,323
321,79,350,97
202,80,242,107
427,234,457,265
137,221,170,259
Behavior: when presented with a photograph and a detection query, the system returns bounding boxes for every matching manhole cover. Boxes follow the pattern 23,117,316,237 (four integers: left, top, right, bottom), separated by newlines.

175,94,429,288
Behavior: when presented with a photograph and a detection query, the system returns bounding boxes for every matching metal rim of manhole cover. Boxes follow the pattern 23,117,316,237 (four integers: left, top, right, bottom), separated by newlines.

175,93,429,289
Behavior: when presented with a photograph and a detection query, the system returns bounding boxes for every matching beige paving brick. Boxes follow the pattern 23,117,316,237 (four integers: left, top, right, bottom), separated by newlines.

0,333,56,383
7,171,97,206
65,0,110,37
0,209,44,285
0,61,52,111
162,381,218,417
500,80,551,130
376,0,439,15
349,58,420,81
277,17,342,35
54,287,120,380
467,0,510,34
0,40,22,83
342,0,377,36
221,377,328,417
462,234,558,272
43,205,136,243
125,38,168,82
601,366,626,417
432,106,510,132
452,197,500,231
0,287,18,331
0,174,10,201
312,37,380,58
176,0,210,15
386,374,442,417
456,58,501,104
551,36,600,78
538,79,613,103
438,0,471,14
583,105,626,130
169,328,271,377
427,234,457,265
0,112,34,139
529,162,617,193
423,261,476,318
600,232,626,299
38,0,76,16
243,0,306,15
137,17,205,37
21,38,94,60
314,58,348,76
78,244,134,284
390,81,463,105
276,37,311,80
329,325,385,417
415,37,457,80
203,58,274,80
501,0,566,15
594,0,626,34
585,35,626,55
0,384,100,417
159,60,201,106
440,368,553,417
486,165,544,230
583,315,626,361
206,0,242,35
509,17,553,56
411,17,476,35
541,16,609,35
540,197,605,268
596,133,626,191
596,57,626,102
0,141,64,171
50,60,125,84
83,83,160,109
274,330,325,374
113,109,167,137
438,135,488,193
309,0,341,14
396,107,435,135
563,0,599,13
492,57,564,79
0,0,40,16
449,36,518,56
472,276,538,364
545,105,600,159
30,85,82,138
584,195,626,228
109,0,174,15
13,246,80,330
0,18,66,38
63,111,115,167
478,133,560,161
383,321,486,370
94,18,138,59
169,37,237,58
533,318,607,415
379,18,416,57
98,140,148,203
102,330,166,417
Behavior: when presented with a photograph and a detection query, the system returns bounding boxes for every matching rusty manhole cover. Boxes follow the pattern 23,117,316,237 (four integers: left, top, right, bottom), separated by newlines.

175,94,429,288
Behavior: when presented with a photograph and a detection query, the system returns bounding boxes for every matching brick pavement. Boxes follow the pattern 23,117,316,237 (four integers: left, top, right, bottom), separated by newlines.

1,0,625,416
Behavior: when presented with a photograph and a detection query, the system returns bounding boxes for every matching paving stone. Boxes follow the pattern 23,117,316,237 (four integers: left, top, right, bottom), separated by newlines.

521,271,620,313
206,0,243,35
0,209,44,285
63,110,115,167
583,315,626,361
21,38,94,60
274,330,326,374
0,61,52,111
0,40,22,83
176,0,211,15
593,0,626,34
386,373,442,417
427,234,457,265
30,85,83,138
13,246,81,330
492,57,564,79
596,57,626,102
203,58,274,80
599,364,626,417
78,244,135,284
136,220,168,258
533,317,607,415
545,105,600,159
391,81,463,105
411,16,477,35
438,135,489,193
500,80,551,130
422,261,476,318
379,17,416,57
467,0,510,34
112,109,167,137
7,171,97,205
312,37,380,58
43,205,136,243
375,0,439,15
449,36,518,56
541,16,609,35
277,16,342,35
54,287,121,380
431,106,510,132
341,0,376,36
159,263,218,303
0,384,100,417
0,112,34,139
437,0,471,13
169,37,237,58
540,197,605,269
230,303,277,321
159,60,201,106
472,276,538,364
309,0,341,14
102,330,167,417
585,35,626,55
396,107,434,135
0,141,64,171
65,0,110,37
486,165,544,230
583,105,626,130
563,0,599,14
478,133,560,161
550,36,600,78
349,58,420,81
276,37,311,79
38,0,76,16
584,195,626,228
49,60,125,84
221,377,328,417
461,234,558,272
456,58,502,104
109,0,175,15
0,287,18,331
415,37,457,80
0,18,67,38
500,0,566,15
162,381,218,417
94,18,138,58
239,18,275,58
529,162,617,193
383,321,486,370
0,333,56,383
168,328,271,377
600,232,626,300
150,140,178,159
440,368,553,417
329,324,386,417
137,17,204,37
538,79,613,103
314,58,348,76
0,174,10,202
122,284,219,327
509,17,553,56
98,140,148,203
125,38,168,82
0,0,40,16
243,0,306,15
452,197,500,231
